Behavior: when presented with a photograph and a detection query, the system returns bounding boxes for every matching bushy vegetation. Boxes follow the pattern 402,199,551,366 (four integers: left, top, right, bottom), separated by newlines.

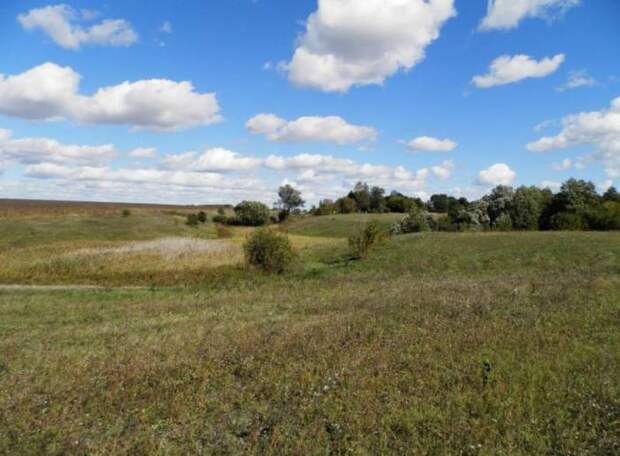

317,179,619,232
121,208,131,217
214,201,272,226
348,220,384,259
243,228,295,273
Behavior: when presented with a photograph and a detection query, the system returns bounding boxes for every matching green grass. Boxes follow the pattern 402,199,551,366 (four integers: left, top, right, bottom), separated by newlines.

283,213,404,238
0,213,619,454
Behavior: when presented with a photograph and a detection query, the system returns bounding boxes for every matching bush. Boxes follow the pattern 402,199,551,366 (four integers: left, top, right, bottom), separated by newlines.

399,211,430,233
186,213,199,226
121,209,131,217
234,201,270,226
494,213,513,231
244,229,295,273
550,212,584,231
212,214,228,224
348,220,383,260
197,211,207,223
429,214,456,232
585,202,620,230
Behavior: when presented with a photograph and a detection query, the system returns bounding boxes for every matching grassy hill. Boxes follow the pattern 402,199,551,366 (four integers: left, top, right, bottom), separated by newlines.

0,211,618,454
283,213,404,238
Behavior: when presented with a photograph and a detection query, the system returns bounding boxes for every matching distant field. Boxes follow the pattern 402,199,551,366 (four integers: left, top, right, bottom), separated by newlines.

0,209,618,454
0,198,231,217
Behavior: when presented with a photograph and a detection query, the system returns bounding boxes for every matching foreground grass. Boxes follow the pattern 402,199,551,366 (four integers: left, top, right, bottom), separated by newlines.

1,230,619,454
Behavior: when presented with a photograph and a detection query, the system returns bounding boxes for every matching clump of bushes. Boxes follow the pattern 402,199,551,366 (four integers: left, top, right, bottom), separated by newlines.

391,208,432,235
348,220,384,260
186,211,208,226
121,209,131,217
186,213,200,226
244,228,295,273
212,213,228,224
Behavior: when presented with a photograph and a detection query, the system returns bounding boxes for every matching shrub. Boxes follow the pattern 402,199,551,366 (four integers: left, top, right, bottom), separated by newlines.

550,212,584,231
121,209,131,217
399,210,430,233
234,201,270,226
494,213,513,231
212,214,228,224
348,220,383,260
244,229,295,273
585,202,620,230
186,213,199,226
430,214,456,232
197,211,207,223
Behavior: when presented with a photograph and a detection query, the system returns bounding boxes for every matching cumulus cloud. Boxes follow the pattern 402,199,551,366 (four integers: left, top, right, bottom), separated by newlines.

0,128,116,165
477,163,516,186
479,0,580,31
18,4,138,50
551,158,572,171
527,97,620,178
556,70,597,92
246,114,377,144
431,160,454,179
0,62,221,131
406,136,457,152
163,148,262,173
129,147,157,159
283,0,456,92
473,54,565,88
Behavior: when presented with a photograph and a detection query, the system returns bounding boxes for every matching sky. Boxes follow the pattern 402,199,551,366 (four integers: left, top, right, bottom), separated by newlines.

0,0,619,205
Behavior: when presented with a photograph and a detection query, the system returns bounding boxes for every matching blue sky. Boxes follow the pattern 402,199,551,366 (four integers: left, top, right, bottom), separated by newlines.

0,0,619,205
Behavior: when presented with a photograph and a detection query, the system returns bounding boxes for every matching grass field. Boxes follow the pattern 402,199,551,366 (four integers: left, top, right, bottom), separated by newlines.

1,210,619,454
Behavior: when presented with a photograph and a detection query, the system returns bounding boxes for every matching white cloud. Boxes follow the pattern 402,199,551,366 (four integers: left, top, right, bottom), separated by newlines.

0,128,116,165
556,70,597,91
246,114,377,144
527,97,620,178
431,160,454,179
0,62,221,131
551,158,572,171
159,21,172,34
406,136,457,152
129,147,157,159
473,54,565,88
539,180,562,191
18,4,138,50
477,163,516,186
162,148,262,173
283,0,456,92
479,0,580,31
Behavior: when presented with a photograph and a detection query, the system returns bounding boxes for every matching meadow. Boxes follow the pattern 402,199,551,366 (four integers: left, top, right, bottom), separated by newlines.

0,205,618,454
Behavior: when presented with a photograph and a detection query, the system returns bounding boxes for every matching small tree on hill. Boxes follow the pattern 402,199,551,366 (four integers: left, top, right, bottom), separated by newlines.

277,184,305,221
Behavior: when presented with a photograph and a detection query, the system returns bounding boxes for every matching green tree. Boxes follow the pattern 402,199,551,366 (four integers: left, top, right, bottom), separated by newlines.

510,186,546,230
315,199,336,216
603,186,620,203
484,185,514,225
350,182,371,212
369,186,386,213
277,184,305,220
233,201,270,226
336,196,357,214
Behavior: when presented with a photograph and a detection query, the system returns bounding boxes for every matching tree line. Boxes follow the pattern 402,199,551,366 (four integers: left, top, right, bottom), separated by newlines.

311,179,620,231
